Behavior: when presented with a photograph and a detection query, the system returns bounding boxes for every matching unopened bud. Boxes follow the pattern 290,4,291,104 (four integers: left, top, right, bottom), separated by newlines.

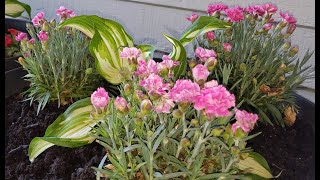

205,57,217,71
149,91,161,101
124,84,132,95
252,77,257,85
42,22,49,31
222,132,230,141
279,63,287,69
189,59,197,69
85,68,93,75
140,99,152,114
181,138,191,147
172,109,183,119
251,55,257,61
240,152,249,160
18,57,24,64
286,24,296,35
178,101,190,112
191,119,199,126
211,128,224,137
235,128,246,139
231,146,240,155
134,90,147,101
50,19,56,27
289,46,299,57
162,137,169,145
147,130,154,137
239,63,247,72
159,68,169,77
282,42,291,51
134,118,143,126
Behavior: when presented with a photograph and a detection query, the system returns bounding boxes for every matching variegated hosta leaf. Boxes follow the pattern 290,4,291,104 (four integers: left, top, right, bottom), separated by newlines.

137,44,156,60
179,16,231,46
5,0,31,19
58,15,134,84
28,98,100,162
237,152,273,179
163,34,187,79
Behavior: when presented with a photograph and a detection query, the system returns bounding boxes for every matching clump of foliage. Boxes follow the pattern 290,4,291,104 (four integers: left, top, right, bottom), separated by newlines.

188,3,314,126
17,7,107,113
5,28,22,58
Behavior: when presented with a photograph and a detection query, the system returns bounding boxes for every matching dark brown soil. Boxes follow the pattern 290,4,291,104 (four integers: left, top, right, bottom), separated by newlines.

5,93,105,180
249,114,315,180
5,93,315,180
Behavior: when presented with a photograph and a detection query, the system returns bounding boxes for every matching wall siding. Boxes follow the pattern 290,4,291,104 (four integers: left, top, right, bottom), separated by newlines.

20,0,315,102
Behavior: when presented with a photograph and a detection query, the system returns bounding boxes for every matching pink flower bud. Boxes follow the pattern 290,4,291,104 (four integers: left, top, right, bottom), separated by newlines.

263,23,273,31
91,87,109,111
192,64,210,84
225,7,244,22
206,31,215,41
15,32,28,41
222,42,232,52
204,80,219,88
207,3,228,15
37,30,48,42
204,57,217,71
32,12,45,27
251,5,265,16
262,3,278,15
232,109,258,133
27,38,35,49
114,97,128,112
195,47,216,62
140,99,153,114
186,13,199,23
121,47,142,60
280,11,297,25
286,24,296,35
56,6,76,19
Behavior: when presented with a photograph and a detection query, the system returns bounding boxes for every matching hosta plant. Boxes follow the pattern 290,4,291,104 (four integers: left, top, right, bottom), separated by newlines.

17,7,110,113
186,3,314,127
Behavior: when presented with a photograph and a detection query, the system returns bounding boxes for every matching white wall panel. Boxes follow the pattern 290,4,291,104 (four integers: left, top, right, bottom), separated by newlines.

20,0,315,102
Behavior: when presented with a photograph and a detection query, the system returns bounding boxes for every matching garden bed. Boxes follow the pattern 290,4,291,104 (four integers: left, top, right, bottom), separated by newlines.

5,92,314,179
5,93,105,180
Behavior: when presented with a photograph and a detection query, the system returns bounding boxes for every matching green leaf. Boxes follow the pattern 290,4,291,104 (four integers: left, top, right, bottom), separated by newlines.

179,16,231,46
58,15,134,84
155,172,188,179
237,152,273,179
28,98,99,162
124,144,141,153
96,155,108,180
163,34,187,79
92,167,124,179
137,44,155,60
5,0,31,19
195,173,229,180
90,29,124,84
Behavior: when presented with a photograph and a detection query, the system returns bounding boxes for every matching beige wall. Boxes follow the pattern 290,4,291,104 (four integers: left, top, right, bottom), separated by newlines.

21,0,315,102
